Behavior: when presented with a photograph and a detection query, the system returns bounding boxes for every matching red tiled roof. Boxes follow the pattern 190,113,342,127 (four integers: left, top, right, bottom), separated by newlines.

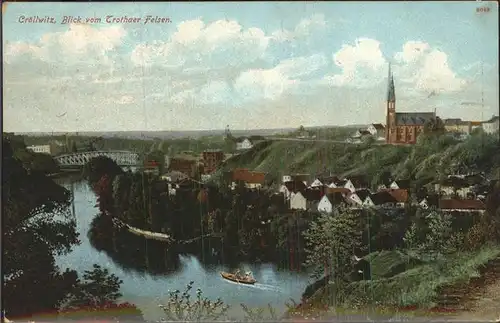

387,189,409,202
439,199,486,210
369,191,395,205
303,189,322,201
232,169,266,184
326,187,351,195
284,180,308,193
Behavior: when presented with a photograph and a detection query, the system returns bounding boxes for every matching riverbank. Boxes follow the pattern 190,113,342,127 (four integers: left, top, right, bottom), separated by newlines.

55,178,311,321
48,168,82,178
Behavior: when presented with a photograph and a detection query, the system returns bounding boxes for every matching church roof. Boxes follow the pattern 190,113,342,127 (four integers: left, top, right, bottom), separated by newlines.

387,64,396,102
395,112,435,126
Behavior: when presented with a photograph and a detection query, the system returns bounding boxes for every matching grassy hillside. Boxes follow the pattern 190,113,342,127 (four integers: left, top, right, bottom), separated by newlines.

218,132,500,186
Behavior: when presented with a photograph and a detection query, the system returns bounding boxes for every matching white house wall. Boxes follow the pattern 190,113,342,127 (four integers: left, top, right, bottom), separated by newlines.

317,196,333,213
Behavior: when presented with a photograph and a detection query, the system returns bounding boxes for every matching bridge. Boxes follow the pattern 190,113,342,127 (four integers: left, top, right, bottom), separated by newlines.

54,150,140,167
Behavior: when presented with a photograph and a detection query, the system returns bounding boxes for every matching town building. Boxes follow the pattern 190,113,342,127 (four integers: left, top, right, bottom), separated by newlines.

347,189,371,206
389,180,411,190
26,144,52,154
367,123,386,140
230,168,266,189
438,199,486,214
444,119,482,135
482,115,499,134
168,155,200,177
290,191,307,210
280,180,308,200
236,138,253,150
202,149,225,174
385,64,436,144
317,192,349,213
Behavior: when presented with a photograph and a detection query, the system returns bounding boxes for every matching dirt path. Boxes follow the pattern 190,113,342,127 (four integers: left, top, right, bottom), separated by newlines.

452,278,500,322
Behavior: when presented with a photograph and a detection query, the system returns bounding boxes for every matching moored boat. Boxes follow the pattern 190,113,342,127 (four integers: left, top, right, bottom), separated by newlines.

220,271,256,285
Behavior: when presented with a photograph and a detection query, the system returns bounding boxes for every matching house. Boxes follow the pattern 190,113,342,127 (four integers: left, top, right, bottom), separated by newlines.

202,149,225,174
347,189,371,206
320,176,341,187
161,171,188,183
387,189,409,207
303,189,323,210
364,191,394,207
389,179,411,190
435,177,472,198
352,129,372,139
367,123,385,139
290,189,322,211
290,191,307,210
364,189,408,208
310,178,324,188
345,175,369,192
438,199,486,213
318,192,349,213
482,115,499,134
26,144,52,154
236,137,253,150
444,119,475,135
325,187,352,195
168,155,199,177
282,173,310,185
231,168,266,189
280,180,307,200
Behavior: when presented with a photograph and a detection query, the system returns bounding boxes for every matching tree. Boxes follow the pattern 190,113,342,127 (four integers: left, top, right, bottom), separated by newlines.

403,210,464,260
3,138,80,318
60,264,144,321
71,140,78,153
3,138,142,320
159,281,229,321
303,209,363,281
423,116,445,134
82,156,124,187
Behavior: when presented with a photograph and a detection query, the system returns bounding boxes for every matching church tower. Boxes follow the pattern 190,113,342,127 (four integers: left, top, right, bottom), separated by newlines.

385,64,396,143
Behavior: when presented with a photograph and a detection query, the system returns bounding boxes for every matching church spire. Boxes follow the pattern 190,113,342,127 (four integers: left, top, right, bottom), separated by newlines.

387,63,396,102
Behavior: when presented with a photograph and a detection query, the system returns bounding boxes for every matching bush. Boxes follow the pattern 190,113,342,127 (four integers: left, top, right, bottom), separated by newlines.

159,281,229,321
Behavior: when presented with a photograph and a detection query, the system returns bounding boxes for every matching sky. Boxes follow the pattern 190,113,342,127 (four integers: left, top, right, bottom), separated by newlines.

3,1,499,132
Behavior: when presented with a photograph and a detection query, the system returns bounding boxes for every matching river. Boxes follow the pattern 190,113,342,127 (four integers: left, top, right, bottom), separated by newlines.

54,178,312,321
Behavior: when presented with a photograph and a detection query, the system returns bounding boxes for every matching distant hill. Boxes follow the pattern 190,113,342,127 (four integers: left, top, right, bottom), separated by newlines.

216,132,500,188
16,125,366,140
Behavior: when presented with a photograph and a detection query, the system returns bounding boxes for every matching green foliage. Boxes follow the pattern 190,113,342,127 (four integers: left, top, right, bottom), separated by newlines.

423,116,446,134
240,303,278,322
3,137,140,320
303,209,363,281
345,246,500,308
220,132,500,190
60,265,144,321
82,155,124,186
3,138,79,317
62,264,123,308
403,210,464,261
159,281,229,321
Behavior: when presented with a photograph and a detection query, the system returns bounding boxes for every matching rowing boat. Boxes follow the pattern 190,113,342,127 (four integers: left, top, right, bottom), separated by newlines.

220,271,256,285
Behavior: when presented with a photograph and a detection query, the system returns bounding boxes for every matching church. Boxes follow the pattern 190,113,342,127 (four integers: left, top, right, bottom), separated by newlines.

385,65,436,144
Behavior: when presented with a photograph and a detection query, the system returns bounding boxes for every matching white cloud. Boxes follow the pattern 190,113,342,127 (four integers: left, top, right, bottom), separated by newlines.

4,24,126,65
394,41,466,94
130,19,269,70
323,38,467,95
107,95,135,105
394,41,430,63
234,54,327,101
271,14,326,43
324,38,386,88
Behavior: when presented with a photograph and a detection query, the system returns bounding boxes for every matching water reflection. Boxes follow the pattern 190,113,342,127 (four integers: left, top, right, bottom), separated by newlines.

55,178,312,321
88,212,181,275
